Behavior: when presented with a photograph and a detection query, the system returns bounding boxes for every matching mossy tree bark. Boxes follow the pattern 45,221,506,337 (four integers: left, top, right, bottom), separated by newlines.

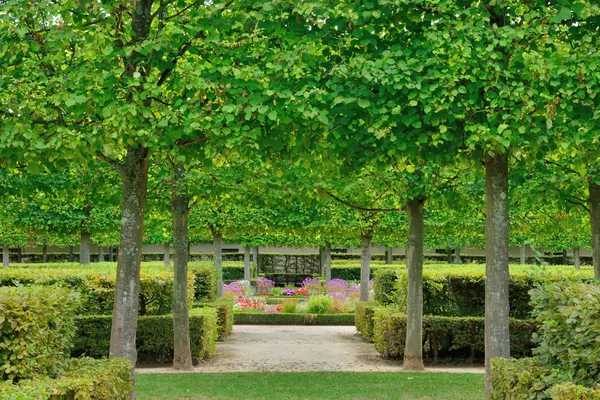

403,198,425,371
590,181,600,280
324,245,332,282
573,247,580,270
109,146,149,370
520,245,526,265
484,152,511,398
252,246,259,273
164,243,171,267
99,246,105,263
214,231,224,298
79,230,91,265
171,163,192,370
359,234,372,301
243,246,251,281
42,245,48,263
453,248,461,264
385,247,393,264
2,247,8,268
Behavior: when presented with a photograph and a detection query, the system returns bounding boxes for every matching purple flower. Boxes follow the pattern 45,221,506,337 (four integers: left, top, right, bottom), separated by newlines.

328,291,347,300
282,289,296,296
325,278,348,294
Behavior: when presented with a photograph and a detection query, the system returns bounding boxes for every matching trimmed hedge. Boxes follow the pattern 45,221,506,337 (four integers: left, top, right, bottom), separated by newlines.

0,357,132,400
489,358,551,399
530,281,600,388
0,266,195,316
373,308,536,362
233,312,355,325
0,286,80,381
188,267,217,303
550,383,600,400
73,308,218,364
355,302,377,342
374,266,595,318
195,299,233,341
490,358,600,400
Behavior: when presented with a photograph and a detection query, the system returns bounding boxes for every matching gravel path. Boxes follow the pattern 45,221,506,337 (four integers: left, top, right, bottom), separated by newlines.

137,325,483,374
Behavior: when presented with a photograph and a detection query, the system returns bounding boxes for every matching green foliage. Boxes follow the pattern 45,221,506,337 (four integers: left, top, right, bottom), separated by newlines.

489,358,551,400
530,281,600,387
196,300,233,341
549,383,600,400
374,265,594,318
0,265,196,315
354,302,377,342
306,295,334,314
73,308,218,363
0,286,80,381
281,299,299,313
0,357,132,400
189,267,217,303
233,313,355,325
373,308,536,362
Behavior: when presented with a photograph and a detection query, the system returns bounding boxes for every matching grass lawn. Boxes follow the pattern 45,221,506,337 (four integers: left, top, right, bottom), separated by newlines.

136,372,484,399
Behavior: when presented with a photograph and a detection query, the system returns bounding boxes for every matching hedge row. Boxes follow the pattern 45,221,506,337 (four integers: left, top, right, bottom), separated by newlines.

233,312,355,325
73,308,218,364
0,357,132,400
0,286,80,381
0,266,216,314
355,302,377,342
490,358,600,400
373,265,594,318
195,299,234,341
372,307,536,362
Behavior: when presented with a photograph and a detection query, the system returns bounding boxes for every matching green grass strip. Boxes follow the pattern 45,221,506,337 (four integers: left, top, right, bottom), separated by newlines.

136,372,484,399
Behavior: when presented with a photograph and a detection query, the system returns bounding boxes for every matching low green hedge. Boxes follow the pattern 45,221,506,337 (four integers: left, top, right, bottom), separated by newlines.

195,299,233,341
374,266,594,318
354,302,377,342
550,383,600,400
0,266,195,316
490,358,600,400
530,281,600,388
233,312,355,325
0,286,80,381
189,267,217,303
0,357,132,400
373,307,536,362
73,308,218,364
489,358,551,399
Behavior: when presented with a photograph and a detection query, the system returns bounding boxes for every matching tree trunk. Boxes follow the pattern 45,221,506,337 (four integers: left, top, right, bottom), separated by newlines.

589,181,600,280
359,234,372,301
252,246,259,272
69,246,75,262
484,152,511,398
243,246,251,281
573,247,581,270
562,249,568,265
171,162,193,370
109,146,150,371
214,231,224,298
385,247,393,264
324,245,332,282
42,245,48,263
2,247,8,268
520,245,526,265
453,248,461,264
80,230,91,265
164,243,171,267
17,248,21,263
99,246,105,262
404,198,425,371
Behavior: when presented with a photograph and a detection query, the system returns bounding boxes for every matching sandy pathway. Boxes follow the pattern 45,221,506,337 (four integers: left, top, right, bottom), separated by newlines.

137,325,484,374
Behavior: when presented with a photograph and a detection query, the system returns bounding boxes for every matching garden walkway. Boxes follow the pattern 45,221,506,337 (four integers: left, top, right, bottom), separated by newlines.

137,325,484,374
